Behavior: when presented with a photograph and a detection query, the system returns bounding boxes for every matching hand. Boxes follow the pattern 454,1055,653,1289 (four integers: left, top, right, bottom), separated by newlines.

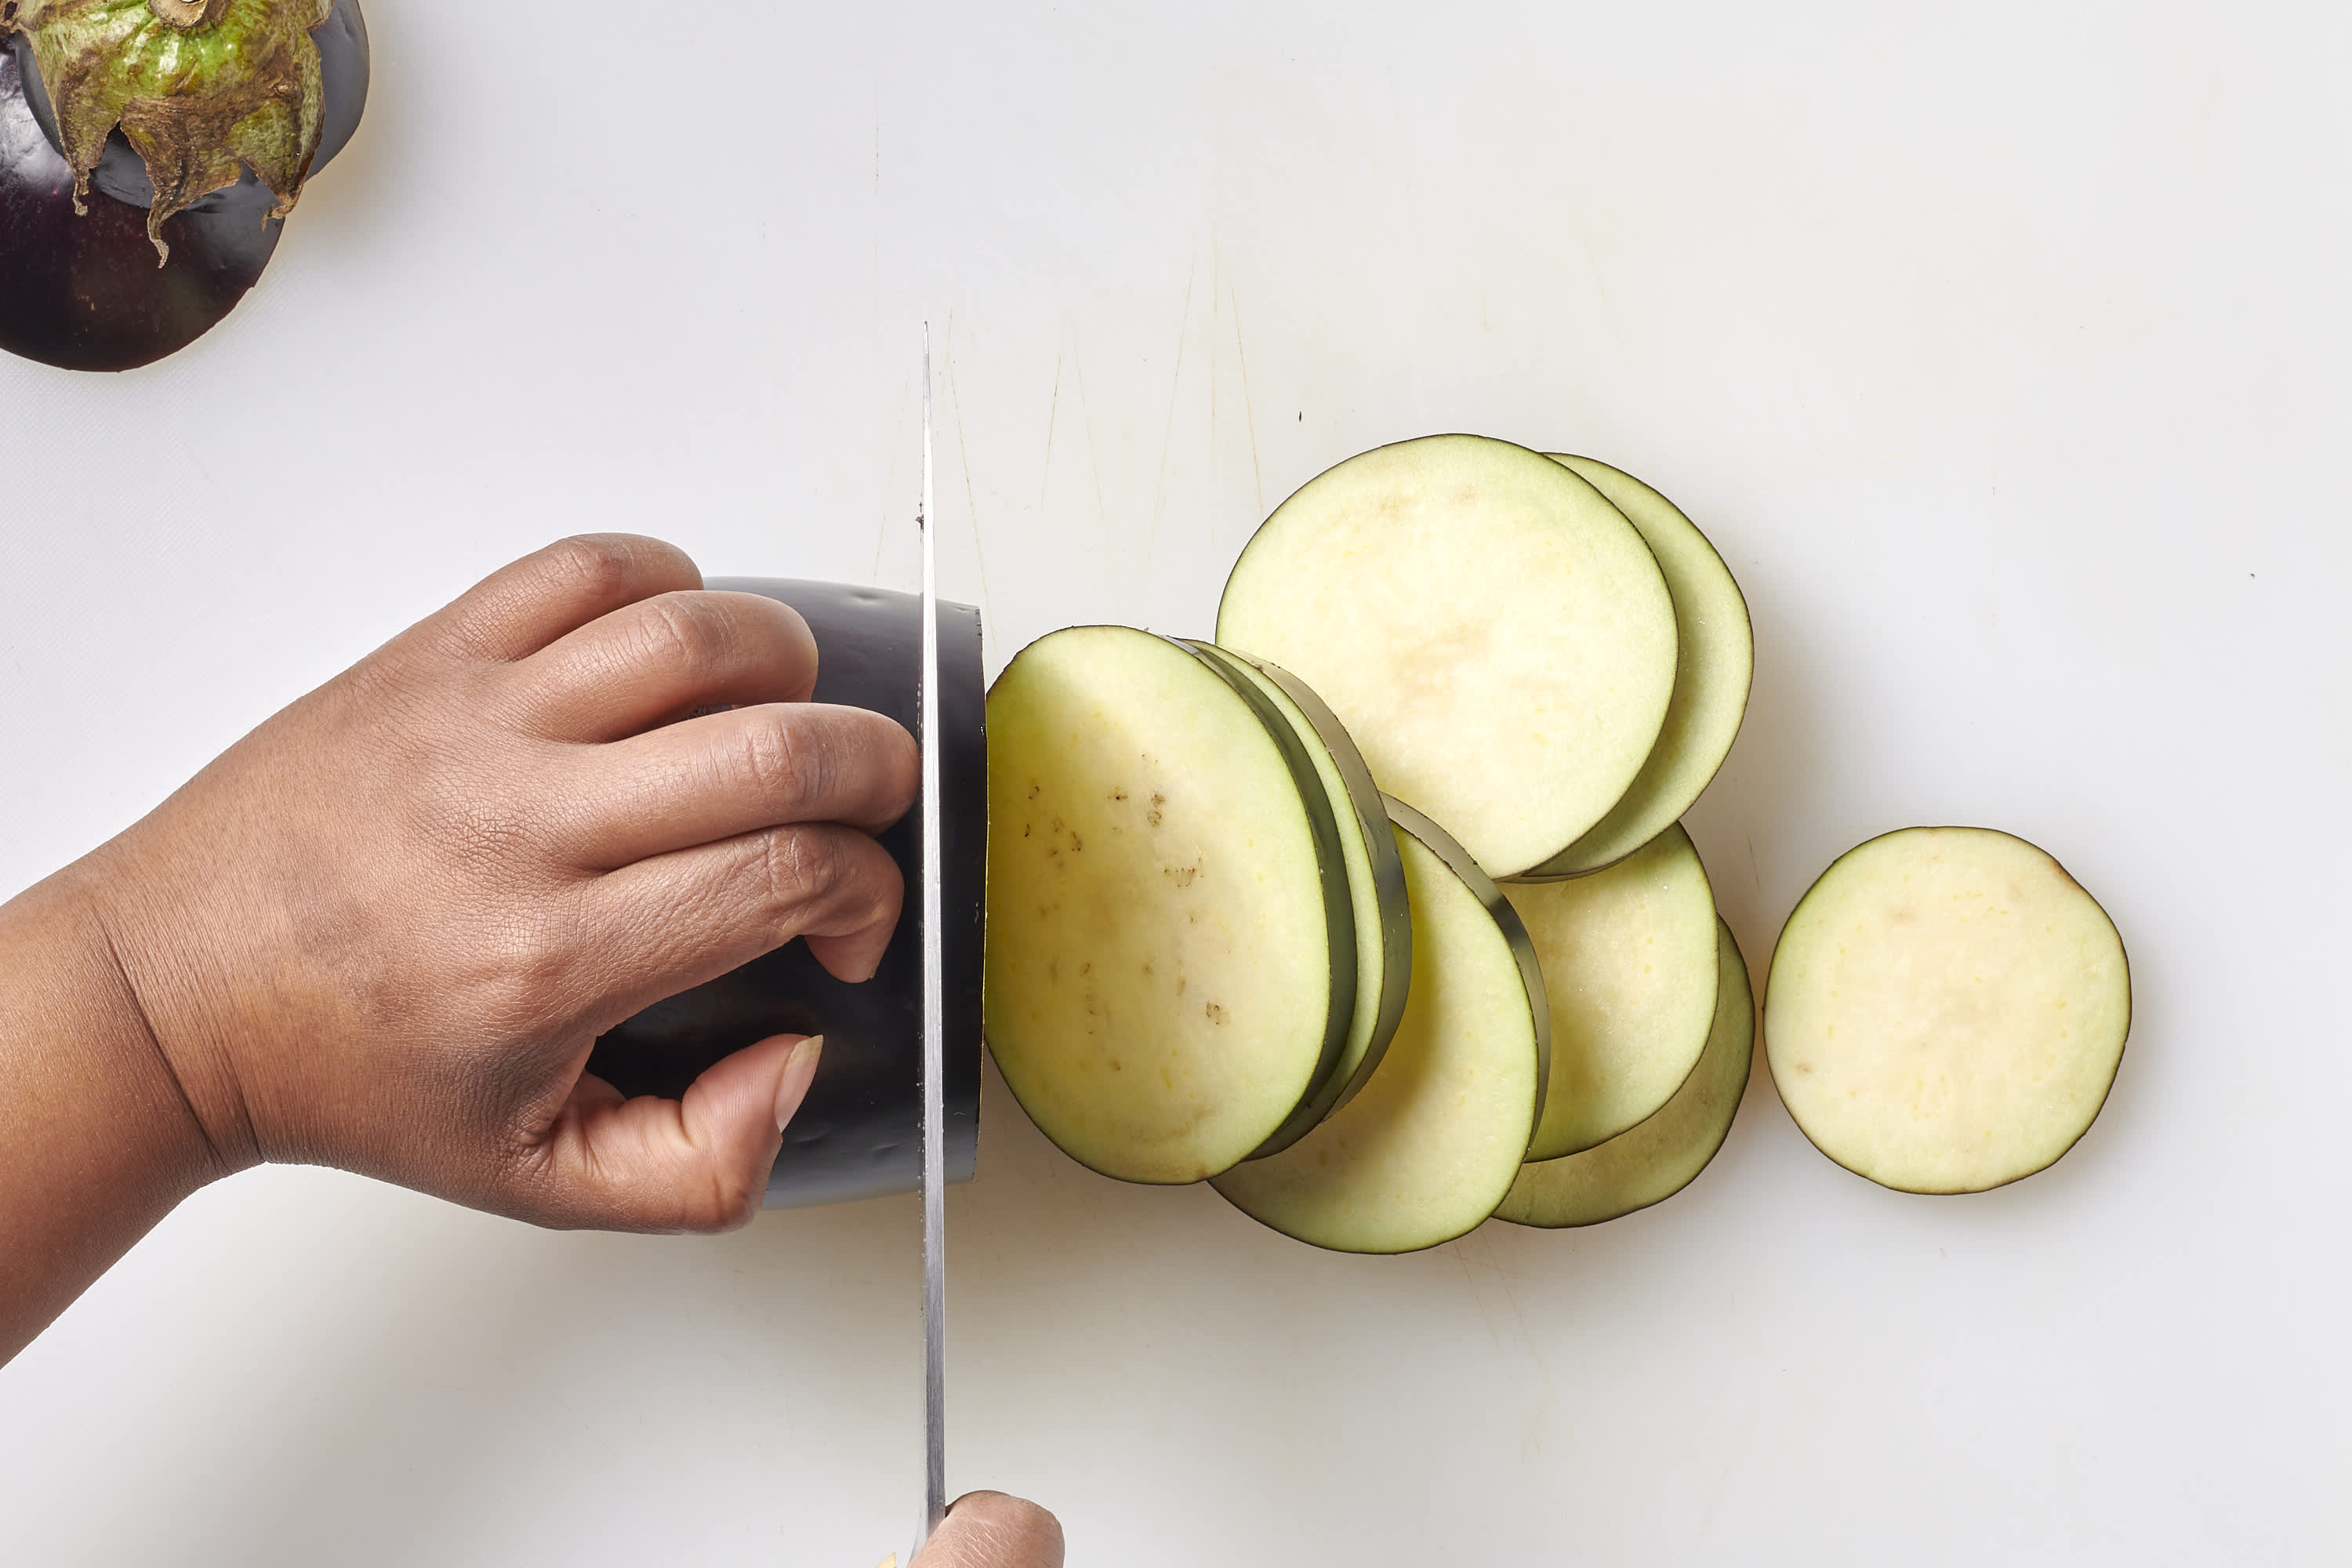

900,1494,1066,1568
49,534,917,1230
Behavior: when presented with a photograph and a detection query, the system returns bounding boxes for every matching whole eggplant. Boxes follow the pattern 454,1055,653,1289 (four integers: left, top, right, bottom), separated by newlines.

0,0,367,372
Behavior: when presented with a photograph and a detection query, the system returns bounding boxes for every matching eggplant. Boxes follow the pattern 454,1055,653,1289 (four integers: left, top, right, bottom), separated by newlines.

1765,826,2131,1195
982,625,1354,1186
1183,641,1412,1145
1496,919,1753,1230
1210,800,1552,1255
1519,455,1755,881
1503,822,1721,1161
587,581,987,1212
1216,434,1682,880
0,0,368,372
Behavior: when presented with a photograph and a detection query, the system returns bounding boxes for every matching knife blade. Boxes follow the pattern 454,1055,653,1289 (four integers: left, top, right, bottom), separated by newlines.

916,324,949,1555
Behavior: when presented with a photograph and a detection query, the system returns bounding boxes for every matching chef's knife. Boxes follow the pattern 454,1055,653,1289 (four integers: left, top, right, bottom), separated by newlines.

916,325,949,1557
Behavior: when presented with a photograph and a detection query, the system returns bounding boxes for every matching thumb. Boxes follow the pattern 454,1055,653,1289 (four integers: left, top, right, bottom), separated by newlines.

908,1493,1065,1568
513,1033,825,1232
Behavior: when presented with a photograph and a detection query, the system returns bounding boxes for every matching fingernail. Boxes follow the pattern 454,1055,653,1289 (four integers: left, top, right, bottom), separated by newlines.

775,1036,825,1132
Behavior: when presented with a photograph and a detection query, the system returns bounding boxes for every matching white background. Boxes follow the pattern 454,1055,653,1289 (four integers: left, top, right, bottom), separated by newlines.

3,1,2347,1562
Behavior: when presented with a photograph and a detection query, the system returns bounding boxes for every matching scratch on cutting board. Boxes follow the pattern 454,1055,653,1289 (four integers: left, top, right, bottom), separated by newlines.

942,314,998,643
1208,238,1220,456
1573,217,1626,356
1147,254,1200,601
1038,350,1063,519
1446,1235,1511,1362
1487,1248,1559,1407
1449,1229,1558,1406
1229,281,1266,522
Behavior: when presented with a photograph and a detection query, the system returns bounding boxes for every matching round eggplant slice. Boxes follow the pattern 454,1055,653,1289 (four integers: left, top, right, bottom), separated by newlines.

1186,643,1410,1127
984,626,1346,1185
1172,638,1357,1158
1765,826,2131,1194
1504,822,1720,1160
1216,434,1678,879
0,1,368,372
1497,918,1752,1229
587,580,986,1211
1213,799,1548,1255
1520,456,1754,880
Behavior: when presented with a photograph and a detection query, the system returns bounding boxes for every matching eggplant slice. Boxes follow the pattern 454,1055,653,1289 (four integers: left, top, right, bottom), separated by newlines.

1497,918,1752,1229
1504,822,1720,1160
984,626,1351,1184
0,0,368,372
1765,826,2131,1194
1186,643,1411,1133
1523,456,1754,880
1213,800,1548,1254
1217,434,1678,879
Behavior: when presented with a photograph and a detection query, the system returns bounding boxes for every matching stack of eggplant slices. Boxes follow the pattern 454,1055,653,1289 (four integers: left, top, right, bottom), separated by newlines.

985,435,2132,1254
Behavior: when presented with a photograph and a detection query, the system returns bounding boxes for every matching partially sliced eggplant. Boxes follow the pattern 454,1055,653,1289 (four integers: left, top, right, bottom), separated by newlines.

1765,826,2131,1194
1496,918,1752,1229
589,580,987,1212
1216,434,1679,879
1212,800,1548,1254
1186,643,1410,1129
983,626,1348,1184
1504,822,1719,1160
1522,456,1754,880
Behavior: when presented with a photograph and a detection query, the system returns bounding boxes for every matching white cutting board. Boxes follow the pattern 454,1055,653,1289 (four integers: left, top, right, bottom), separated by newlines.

2,2,2347,1562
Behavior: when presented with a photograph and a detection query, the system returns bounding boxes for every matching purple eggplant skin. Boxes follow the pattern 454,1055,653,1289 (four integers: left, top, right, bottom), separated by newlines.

587,581,989,1212
0,0,368,373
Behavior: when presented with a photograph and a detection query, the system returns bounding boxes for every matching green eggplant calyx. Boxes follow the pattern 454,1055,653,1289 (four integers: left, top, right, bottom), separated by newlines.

4,0,331,264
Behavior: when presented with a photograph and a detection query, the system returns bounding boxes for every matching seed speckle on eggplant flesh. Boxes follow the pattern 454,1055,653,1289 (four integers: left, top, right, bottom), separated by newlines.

984,626,1348,1185
0,0,368,371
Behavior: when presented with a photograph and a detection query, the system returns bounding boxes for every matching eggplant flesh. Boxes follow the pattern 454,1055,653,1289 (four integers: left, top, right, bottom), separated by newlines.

586,580,987,1211
982,626,1346,1185
0,0,367,372
1186,643,1411,1132
1216,434,1679,879
1211,800,1551,1254
1496,918,1752,1229
1765,826,2130,1195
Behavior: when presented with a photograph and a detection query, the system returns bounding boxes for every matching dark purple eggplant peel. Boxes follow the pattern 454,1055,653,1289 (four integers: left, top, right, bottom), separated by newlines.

1,0,367,371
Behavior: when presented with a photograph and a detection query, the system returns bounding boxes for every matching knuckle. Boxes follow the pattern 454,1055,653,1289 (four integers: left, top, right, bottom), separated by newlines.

742,711,825,818
638,593,736,685
466,905,583,1041
753,826,851,918
742,825,902,942
936,1494,1065,1564
542,534,649,597
690,1166,763,1233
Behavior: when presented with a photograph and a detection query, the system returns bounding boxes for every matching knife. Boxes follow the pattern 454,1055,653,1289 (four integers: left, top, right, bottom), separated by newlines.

915,324,949,1559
